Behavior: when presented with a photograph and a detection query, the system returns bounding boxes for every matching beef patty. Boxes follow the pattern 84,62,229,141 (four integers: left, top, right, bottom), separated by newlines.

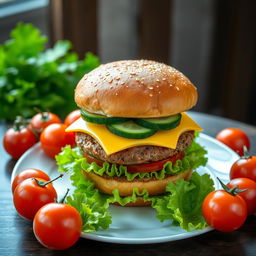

75,131,194,165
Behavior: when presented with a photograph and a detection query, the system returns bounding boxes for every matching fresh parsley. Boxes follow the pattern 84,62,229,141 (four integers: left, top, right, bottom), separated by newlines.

0,23,100,121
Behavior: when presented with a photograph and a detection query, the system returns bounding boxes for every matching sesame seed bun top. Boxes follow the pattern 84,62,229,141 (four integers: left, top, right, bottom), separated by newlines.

75,60,198,118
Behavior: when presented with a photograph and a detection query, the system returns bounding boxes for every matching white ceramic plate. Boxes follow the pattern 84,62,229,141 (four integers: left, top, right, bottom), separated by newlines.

12,133,239,244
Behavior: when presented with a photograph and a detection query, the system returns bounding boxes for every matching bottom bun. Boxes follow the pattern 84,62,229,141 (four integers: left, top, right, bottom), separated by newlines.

82,169,192,197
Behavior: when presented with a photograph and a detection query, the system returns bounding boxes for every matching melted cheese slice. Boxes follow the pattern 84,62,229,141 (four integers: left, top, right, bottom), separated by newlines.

66,112,202,155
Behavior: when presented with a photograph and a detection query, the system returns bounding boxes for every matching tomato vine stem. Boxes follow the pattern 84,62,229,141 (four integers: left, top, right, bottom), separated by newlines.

34,174,63,187
217,177,247,196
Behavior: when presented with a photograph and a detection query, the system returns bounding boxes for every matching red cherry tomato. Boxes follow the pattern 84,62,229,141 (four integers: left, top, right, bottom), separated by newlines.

202,190,247,232
64,110,81,127
13,178,57,220
3,124,37,160
40,123,75,158
33,203,82,250
216,128,250,156
64,110,80,145
30,112,61,134
12,168,50,193
227,178,256,215
84,151,184,173
230,156,256,182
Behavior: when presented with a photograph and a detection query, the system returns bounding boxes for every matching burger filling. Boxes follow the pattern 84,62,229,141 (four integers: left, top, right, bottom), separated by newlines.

75,131,194,165
73,130,204,187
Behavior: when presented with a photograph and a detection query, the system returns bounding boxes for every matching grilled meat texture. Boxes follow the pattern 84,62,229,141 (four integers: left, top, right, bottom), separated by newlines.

75,131,194,165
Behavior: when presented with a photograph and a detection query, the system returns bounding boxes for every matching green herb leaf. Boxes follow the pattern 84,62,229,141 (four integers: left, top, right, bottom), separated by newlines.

6,23,47,61
0,23,100,121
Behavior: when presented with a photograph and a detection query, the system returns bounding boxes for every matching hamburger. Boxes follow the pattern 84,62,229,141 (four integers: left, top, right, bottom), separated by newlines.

66,60,205,207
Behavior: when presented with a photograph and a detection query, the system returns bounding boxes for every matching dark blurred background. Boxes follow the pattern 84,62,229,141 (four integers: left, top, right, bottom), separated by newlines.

1,0,256,125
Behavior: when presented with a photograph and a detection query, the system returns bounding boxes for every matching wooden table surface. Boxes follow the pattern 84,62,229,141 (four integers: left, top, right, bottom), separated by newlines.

1,111,256,256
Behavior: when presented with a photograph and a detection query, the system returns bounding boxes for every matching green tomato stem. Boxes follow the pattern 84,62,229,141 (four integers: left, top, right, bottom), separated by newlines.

242,146,250,159
217,177,247,196
59,188,70,204
34,107,49,122
34,174,63,187
13,116,27,131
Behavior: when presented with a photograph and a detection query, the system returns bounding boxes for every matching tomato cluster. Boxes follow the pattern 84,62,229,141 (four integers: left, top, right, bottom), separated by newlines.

12,168,82,250
6,111,82,249
3,110,81,160
203,129,256,232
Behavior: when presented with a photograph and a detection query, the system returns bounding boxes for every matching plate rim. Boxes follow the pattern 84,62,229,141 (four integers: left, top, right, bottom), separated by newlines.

81,226,213,244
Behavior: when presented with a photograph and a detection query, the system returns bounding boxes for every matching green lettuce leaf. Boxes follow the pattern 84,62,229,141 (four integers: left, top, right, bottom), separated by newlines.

65,165,112,233
152,172,214,231
56,147,113,233
57,139,207,181
56,138,212,233
67,193,112,233
184,139,208,170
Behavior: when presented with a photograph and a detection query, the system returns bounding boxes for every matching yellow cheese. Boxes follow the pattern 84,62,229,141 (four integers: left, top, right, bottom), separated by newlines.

66,112,202,155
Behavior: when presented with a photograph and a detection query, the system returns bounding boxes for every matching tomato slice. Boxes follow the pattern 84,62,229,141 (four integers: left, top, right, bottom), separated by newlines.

125,152,184,173
84,153,106,166
84,151,184,173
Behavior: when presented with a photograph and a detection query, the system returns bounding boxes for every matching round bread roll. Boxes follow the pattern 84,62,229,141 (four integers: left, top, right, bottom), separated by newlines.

82,169,192,203
75,60,198,118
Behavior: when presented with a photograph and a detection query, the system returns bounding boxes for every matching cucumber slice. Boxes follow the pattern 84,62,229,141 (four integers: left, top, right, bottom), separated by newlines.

81,109,128,124
107,121,156,139
134,113,182,130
